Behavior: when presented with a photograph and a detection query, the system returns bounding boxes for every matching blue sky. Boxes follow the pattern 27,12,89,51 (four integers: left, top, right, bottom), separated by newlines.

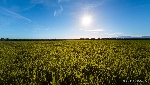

0,0,150,39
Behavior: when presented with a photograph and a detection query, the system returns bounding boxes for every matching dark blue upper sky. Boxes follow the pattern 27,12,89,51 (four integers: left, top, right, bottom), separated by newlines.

0,0,150,39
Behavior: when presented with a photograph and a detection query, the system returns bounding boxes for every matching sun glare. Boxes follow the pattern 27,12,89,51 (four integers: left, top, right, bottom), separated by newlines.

81,15,92,26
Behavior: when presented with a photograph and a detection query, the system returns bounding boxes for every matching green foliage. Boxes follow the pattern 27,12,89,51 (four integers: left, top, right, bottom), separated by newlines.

0,40,150,84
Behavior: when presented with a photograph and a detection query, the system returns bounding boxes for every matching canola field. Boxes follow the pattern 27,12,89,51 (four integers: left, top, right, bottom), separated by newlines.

0,40,150,85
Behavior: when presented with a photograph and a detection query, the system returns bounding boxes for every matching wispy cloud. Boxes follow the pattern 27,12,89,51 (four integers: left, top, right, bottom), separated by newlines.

45,28,50,30
0,7,32,22
105,32,123,35
31,0,44,5
24,5,36,11
73,0,110,10
34,26,51,31
54,0,68,17
0,6,47,31
58,0,70,3
54,4,63,16
30,0,67,17
7,34,19,36
127,34,150,37
64,0,110,18
86,29,104,32
31,0,59,8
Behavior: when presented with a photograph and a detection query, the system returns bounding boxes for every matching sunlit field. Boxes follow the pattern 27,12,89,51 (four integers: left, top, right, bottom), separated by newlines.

0,40,150,84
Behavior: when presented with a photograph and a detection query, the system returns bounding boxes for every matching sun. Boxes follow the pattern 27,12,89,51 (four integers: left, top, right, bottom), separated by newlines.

81,15,92,26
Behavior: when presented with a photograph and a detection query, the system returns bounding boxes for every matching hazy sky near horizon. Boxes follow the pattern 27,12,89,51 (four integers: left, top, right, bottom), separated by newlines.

0,0,150,39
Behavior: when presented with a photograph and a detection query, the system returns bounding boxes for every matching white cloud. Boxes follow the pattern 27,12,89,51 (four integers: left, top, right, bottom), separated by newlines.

128,34,150,37
58,0,70,3
0,6,46,32
85,29,104,32
54,4,63,16
54,0,70,16
105,32,123,35
34,27,51,31
73,0,110,10
30,0,57,8
24,5,36,11
31,0,44,4
0,7,32,22
30,0,68,17
23,28,29,31
45,28,49,30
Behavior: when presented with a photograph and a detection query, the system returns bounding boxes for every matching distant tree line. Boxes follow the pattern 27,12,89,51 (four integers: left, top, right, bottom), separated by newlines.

0,38,65,41
0,38,150,41
80,38,150,40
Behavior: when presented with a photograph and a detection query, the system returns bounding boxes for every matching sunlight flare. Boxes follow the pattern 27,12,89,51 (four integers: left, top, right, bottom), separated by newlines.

81,15,93,26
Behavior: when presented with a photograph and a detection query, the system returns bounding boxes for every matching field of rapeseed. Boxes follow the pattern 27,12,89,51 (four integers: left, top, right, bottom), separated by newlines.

0,40,150,84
